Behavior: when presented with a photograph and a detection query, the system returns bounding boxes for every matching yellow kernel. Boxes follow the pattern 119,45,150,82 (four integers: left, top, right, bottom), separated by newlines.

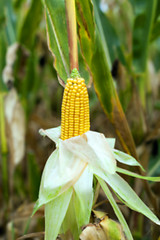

61,77,90,140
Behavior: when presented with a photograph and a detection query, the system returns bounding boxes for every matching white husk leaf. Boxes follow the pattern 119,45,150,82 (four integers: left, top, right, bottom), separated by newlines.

85,131,116,173
113,149,144,170
64,131,116,175
45,188,73,240
38,141,87,208
39,126,61,145
106,138,115,149
74,166,93,228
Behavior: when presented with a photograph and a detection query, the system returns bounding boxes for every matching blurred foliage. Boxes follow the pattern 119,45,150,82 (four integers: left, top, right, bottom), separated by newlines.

0,0,160,239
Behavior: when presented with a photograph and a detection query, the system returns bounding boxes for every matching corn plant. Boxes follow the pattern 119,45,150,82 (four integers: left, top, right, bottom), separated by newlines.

32,0,160,239
1,0,160,239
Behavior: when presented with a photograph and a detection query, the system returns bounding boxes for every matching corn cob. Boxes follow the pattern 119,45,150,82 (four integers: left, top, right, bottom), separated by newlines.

61,77,90,140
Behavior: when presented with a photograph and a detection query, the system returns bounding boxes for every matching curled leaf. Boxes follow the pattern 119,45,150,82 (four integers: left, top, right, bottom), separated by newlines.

113,149,144,170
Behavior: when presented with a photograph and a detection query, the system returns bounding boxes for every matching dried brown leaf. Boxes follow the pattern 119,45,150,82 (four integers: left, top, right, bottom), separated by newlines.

4,88,26,166
80,224,107,240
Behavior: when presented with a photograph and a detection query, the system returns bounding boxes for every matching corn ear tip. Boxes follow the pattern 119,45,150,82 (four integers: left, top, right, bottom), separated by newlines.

70,68,80,79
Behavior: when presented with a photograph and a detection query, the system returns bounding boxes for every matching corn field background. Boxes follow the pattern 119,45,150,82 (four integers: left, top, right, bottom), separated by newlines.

0,0,160,239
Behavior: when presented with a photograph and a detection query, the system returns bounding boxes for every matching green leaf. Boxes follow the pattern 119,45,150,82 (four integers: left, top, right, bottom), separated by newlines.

45,0,70,82
154,0,160,20
0,30,7,92
93,0,126,66
116,167,160,182
113,149,144,170
151,20,160,42
90,32,113,114
0,93,8,201
100,173,160,225
44,0,89,84
150,0,160,41
0,0,5,29
32,200,40,217
18,0,43,48
20,47,39,116
78,43,90,84
150,0,160,42
76,0,137,159
13,0,25,9
90,31,137,159
91,0,111,69
5,0,16,44
97,177,133,240
76,0,95,70
45,188,73,240
132,0,157,72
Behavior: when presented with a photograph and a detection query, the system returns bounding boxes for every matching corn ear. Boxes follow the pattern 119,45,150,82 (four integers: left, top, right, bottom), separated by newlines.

61,78,90,140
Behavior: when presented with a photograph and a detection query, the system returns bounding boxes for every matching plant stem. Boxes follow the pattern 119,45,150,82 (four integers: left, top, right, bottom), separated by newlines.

0,93,8,201
65,0,78,72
